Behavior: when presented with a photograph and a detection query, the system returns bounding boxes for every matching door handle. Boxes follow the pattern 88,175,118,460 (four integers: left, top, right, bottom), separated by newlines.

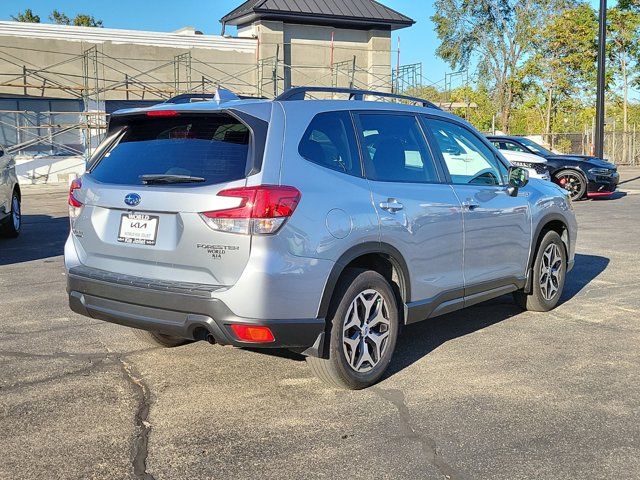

462,200,480,210
379,199,404,213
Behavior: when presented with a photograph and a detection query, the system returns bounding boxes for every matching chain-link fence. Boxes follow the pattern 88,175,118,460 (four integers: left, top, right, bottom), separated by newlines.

540,131,640,166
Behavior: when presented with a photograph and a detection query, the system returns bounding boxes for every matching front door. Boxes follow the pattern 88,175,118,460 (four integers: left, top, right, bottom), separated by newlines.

354,112,465,317
423,118,531,294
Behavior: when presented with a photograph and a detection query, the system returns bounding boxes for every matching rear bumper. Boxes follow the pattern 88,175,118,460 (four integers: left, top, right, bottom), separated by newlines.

67,266,325,355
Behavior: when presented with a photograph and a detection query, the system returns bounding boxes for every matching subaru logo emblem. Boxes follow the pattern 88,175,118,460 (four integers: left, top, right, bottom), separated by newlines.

124,193,141,207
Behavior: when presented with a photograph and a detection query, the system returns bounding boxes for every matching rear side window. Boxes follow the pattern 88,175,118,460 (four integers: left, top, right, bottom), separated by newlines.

90,114,251,186
298,111,361,177
357,113,439,183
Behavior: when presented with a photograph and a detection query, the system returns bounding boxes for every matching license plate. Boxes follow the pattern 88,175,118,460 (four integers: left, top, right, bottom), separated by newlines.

117,213,159,245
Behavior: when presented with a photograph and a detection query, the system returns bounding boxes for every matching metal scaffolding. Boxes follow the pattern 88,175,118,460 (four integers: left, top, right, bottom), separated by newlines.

392,62,422,93
0,39,417,158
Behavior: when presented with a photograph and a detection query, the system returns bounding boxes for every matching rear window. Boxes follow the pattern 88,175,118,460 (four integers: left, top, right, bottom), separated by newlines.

90,114,251,186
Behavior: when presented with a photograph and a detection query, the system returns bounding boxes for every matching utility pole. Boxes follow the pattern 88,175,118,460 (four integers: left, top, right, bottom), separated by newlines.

595,0,607,159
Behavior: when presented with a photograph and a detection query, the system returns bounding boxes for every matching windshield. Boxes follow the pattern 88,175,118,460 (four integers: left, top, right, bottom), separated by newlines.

89,113,250,186
516,138,554,156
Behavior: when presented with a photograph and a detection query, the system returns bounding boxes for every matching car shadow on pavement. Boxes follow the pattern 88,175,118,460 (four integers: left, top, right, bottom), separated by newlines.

0,215,69,265
386,253,609,378
561,253,609,299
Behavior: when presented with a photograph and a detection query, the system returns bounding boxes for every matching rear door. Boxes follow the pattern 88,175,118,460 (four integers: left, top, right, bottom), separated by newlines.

354,112,464,314
423,117,531,293
71,111,264,286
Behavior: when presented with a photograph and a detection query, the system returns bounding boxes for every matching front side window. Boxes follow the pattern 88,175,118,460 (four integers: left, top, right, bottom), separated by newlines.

298,111,361,176
425,119,507,186
357,113,439,183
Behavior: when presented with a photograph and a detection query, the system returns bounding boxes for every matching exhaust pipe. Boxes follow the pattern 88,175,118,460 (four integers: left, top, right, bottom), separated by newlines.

206,334,216,345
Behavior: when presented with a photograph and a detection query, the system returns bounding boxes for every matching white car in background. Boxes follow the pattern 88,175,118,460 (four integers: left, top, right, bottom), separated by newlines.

0,143,21,238
496,149,550,182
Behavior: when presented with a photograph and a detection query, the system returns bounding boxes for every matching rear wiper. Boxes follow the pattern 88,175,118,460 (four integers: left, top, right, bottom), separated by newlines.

140,174,206,185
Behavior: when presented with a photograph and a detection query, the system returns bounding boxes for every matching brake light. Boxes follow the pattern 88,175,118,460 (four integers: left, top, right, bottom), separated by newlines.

68,178,82,207
230,324,275,343
68,178,83,224
200,185,301,235
146,110,179,117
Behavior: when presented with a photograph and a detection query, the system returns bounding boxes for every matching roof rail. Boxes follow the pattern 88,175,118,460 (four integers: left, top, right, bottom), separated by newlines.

275,86,441,109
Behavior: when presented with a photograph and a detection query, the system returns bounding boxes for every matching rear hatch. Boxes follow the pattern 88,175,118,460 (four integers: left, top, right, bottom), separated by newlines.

70,109,266,286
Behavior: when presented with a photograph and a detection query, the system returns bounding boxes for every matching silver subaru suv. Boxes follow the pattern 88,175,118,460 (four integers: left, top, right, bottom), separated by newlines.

65,87,577,389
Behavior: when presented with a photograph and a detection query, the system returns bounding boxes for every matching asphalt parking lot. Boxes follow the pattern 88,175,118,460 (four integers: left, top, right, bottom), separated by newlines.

1,171,639,480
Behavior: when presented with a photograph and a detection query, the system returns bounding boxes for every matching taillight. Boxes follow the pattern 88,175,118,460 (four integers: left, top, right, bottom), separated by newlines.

68,178,83,224
230,324,275,343
200,185,301,235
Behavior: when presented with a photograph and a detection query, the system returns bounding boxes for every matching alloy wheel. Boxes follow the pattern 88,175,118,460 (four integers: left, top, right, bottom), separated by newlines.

540,243,562,301
342,289,390,373
557,172,583,200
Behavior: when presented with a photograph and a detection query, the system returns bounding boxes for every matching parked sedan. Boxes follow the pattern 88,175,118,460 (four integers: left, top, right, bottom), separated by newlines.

0,144,21,238
495,149,550,182
487,135,619,200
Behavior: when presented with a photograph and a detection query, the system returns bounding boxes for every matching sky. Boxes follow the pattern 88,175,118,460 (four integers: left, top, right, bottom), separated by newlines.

0,0,453,87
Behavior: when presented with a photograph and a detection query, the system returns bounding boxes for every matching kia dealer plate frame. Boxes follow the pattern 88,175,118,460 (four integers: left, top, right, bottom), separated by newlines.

117,213,159,245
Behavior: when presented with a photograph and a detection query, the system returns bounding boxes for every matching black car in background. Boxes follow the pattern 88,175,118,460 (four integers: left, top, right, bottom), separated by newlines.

487,135,619,201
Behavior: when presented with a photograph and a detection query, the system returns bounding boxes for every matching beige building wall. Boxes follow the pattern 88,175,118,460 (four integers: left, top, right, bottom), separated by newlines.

240,21,393,94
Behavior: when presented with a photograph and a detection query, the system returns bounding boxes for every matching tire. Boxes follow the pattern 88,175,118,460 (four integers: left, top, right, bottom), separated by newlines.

514,230,567,312
306,268,399,389
0,190,21,238
134,329,189,348
554,169,586,201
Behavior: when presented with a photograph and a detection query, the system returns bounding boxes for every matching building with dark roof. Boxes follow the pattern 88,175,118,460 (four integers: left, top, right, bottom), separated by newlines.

221,0,414,32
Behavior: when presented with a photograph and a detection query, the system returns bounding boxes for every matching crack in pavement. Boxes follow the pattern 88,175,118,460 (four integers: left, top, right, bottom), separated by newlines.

119,358,156,480
371,387,468,480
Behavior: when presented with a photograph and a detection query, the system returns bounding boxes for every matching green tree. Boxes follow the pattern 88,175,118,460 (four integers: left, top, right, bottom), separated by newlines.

528,3,598,137
49,10,71,25
11,9,40,23
431,0,566,133
48,10,103,27
607,7,640,160
72,14,103,28
618,0,640,10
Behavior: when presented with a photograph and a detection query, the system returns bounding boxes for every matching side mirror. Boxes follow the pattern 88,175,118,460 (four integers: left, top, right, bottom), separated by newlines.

507,166,529,196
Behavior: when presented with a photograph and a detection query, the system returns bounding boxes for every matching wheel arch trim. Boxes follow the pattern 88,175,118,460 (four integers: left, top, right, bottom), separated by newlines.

526,213,570,293
317,242,411,319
